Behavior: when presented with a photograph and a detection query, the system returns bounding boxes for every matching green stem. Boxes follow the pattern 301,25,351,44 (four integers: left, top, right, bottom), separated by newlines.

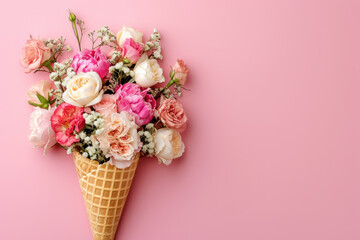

165,78,179,89
72,22,81,51
43,61,53,72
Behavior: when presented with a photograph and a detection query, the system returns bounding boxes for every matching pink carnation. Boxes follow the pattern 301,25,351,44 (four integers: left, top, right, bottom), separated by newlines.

115,83,156,126
50,103,85,147
121,38,143,64
72,48,110,79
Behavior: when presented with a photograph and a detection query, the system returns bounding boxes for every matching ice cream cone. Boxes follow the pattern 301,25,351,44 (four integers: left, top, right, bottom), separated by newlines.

73,151,140,240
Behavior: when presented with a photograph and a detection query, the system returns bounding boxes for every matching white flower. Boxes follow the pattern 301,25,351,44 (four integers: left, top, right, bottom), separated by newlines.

116,26,143,47
63,72,103,107
79,131,87,139
154,128,185,165
49,72,58,80
134,54,165,87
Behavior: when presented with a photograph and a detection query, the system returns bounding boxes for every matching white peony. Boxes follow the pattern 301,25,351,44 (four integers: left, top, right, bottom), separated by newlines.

134,54,165,88
63,72,103,107
154,128,185,165
116,26,143,47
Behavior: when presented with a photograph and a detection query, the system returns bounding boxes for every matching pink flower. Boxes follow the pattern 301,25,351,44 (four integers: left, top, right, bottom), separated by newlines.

27,79,54,105
121,38,143,63
93,94,118,115
20,39,51,73
72,48,110,79
158,98,188,132
50,103,85,147
92,112,141,168
115,83,156,126
29,107,57,154
172,59,189,85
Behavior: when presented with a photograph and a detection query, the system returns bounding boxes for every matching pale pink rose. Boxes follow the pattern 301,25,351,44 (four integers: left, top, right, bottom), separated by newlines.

121,38,143,63
154,128,185,165
27,79,54,105
72,48,110,79
20,39,51,73
158,98,188,132
93,94,118,115
92,112,141,168
29,107,57,154
116,83,156,126
50,103,85,147
172,59,189,85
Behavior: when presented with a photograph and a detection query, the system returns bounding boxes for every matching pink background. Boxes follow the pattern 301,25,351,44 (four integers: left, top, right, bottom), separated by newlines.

1,0,360,239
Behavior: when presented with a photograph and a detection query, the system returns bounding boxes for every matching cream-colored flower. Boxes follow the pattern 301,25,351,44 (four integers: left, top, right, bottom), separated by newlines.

63,72,103,107
154,128,185,165
116,26,143,47
134,54,165,88
93,112,141,169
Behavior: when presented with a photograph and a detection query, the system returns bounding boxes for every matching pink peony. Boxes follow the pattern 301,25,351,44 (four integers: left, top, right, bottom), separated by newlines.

115,83,156,126
72,48,110,79
20,39,51,73
50,103,85,147
158,98,188,132
121,38,143,63
29,107,57,154
172,59,189,85
27,79,54,105
93,94,118,115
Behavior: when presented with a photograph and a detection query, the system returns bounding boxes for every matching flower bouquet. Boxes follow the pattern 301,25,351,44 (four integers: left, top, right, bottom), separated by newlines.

22,11,189,240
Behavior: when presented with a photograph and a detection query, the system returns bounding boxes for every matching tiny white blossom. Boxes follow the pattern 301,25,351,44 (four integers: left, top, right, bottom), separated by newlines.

49,72,58,80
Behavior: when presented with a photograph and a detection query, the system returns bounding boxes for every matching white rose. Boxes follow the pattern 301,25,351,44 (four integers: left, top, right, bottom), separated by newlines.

29,107,57,154
134,54,165,88
63,72,104,107
154,128,185,165
116,26,143,47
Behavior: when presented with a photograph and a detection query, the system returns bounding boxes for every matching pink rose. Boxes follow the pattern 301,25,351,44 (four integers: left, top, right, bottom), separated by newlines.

121,38,143,63
158,98,188,132
27,79,54,105
20,39,51,73
50,103,85,147
93,94,118,115
29,107,57,154
72,48,110,79
172,59,189,85
115,83,156,126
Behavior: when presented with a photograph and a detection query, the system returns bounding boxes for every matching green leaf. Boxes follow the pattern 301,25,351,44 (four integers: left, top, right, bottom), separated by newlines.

36,92,49,105
28,101,41,107
170,71,175,79
42,61,54,72
49,99,56,105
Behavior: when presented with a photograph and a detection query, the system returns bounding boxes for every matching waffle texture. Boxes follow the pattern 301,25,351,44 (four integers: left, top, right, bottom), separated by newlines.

73,151,140,240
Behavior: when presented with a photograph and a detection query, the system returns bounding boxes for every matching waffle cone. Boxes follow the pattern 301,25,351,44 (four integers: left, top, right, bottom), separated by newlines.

73,151,140,240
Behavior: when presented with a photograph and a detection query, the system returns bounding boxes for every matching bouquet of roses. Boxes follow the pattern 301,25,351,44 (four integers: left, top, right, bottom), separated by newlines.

21,11,189,240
